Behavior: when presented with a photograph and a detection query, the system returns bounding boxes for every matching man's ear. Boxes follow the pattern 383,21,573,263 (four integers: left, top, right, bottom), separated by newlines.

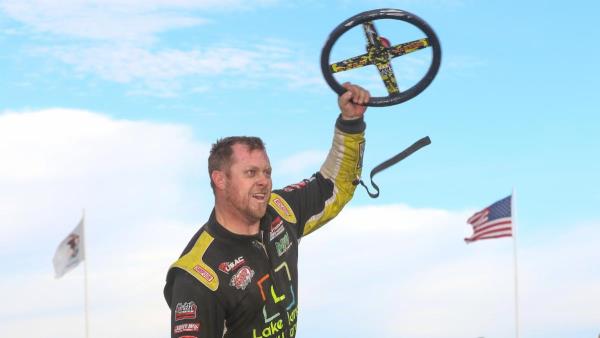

211,170,226,190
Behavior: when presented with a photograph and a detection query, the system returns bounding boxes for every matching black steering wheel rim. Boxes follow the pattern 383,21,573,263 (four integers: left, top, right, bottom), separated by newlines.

321,8,442,107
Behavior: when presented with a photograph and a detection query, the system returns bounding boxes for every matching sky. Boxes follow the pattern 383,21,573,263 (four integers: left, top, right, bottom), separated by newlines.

1,1,599,338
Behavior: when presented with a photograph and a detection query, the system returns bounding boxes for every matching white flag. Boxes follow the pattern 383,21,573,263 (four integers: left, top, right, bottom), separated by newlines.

53,217,85,278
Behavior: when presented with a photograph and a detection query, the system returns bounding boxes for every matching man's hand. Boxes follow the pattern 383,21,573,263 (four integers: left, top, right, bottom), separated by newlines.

338,82,370,120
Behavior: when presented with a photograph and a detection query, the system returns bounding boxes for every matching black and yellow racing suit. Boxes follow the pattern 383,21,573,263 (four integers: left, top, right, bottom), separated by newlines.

164,115,365,338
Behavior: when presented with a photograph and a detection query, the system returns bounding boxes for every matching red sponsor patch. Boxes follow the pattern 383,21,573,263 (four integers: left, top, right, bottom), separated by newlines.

274,199,290,217
193,265,214,282
175,301,197,321
283,179,309,192
218,256,246,274
269,216,285,241
229,266,255,290
270,216,282,228
174,323,200,334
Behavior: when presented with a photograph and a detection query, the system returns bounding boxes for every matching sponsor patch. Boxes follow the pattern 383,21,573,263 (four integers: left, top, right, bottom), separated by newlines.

269,193,297,224
357,140,365,169
218,256,245,274
174,323,200,334
175,301,197,321
269,216,285,241
275,233,292,257
193,265,214,282
283,179,308,192
179,336,198,338
230,266,255,290
283,177,315,192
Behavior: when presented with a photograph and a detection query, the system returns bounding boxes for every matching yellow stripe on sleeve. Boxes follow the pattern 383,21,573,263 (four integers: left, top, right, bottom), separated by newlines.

302,127,364,236
171,231,220,291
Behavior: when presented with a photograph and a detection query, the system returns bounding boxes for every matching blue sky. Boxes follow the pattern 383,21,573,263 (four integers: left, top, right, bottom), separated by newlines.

1,1,598,338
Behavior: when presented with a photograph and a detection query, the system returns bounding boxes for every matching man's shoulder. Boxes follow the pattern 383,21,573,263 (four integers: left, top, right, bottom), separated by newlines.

268,192,298,224
169,229,220,292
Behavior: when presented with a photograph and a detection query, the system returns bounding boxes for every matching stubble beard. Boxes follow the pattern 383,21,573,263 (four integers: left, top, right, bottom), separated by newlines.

226,192,268,224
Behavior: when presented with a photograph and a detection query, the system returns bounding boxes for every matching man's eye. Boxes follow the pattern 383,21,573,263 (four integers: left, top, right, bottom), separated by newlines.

246,170,256,176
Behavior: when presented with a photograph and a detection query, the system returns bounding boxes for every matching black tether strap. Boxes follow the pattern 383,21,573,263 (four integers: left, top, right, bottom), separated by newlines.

355,136,431,198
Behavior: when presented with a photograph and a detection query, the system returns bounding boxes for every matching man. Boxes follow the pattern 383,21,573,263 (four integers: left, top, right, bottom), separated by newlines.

164,83,370,338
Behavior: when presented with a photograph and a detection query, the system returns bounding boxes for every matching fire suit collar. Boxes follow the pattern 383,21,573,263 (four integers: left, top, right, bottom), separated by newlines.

206,209,270,242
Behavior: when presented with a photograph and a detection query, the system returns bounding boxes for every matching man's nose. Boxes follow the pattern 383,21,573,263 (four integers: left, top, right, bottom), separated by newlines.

256,173,270,186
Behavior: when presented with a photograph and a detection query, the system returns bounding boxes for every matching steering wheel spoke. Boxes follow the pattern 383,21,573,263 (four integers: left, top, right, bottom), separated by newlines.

389,38,431,58
330,53,373,73
375,61,401,95
362,21,382,47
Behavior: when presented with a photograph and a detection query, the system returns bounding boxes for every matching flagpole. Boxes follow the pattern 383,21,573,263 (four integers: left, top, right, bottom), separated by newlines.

82,209,90,338
512,190,520,338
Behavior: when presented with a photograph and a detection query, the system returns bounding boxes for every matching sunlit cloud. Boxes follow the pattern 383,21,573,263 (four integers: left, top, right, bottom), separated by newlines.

0,0,277,42
0,108,209,252
276,150,328,180
0,0,322,96
1,109,597,338
299,205,600,338
33,42,322,96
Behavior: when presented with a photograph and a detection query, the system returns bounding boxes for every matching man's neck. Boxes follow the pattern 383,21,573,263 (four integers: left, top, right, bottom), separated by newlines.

214,204,260,236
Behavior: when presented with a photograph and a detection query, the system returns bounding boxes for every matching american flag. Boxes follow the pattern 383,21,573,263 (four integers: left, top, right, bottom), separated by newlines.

465,195,512,243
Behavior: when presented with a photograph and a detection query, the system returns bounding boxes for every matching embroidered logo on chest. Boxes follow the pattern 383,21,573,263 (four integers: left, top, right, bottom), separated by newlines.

275,232,292,257
218,256,246,274
269,216,285,241
229,266,255,290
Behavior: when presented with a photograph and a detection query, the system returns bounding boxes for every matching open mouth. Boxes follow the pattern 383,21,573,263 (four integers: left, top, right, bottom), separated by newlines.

252,193,267,201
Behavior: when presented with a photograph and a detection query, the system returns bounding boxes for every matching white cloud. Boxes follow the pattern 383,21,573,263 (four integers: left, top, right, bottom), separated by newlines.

0,108,211,338
276,150,328,179
519,224,600,333
1,0,325,96
0,108,209,252
1,109,597,338
298,205,600,338
43,45,262,82
35,42,324,96
0,0,276,42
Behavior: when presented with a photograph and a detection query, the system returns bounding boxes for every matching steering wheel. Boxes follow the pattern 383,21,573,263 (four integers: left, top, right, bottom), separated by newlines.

321,9,442,107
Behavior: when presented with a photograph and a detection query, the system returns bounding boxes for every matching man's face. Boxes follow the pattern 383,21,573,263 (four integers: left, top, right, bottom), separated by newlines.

222,143,272,223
